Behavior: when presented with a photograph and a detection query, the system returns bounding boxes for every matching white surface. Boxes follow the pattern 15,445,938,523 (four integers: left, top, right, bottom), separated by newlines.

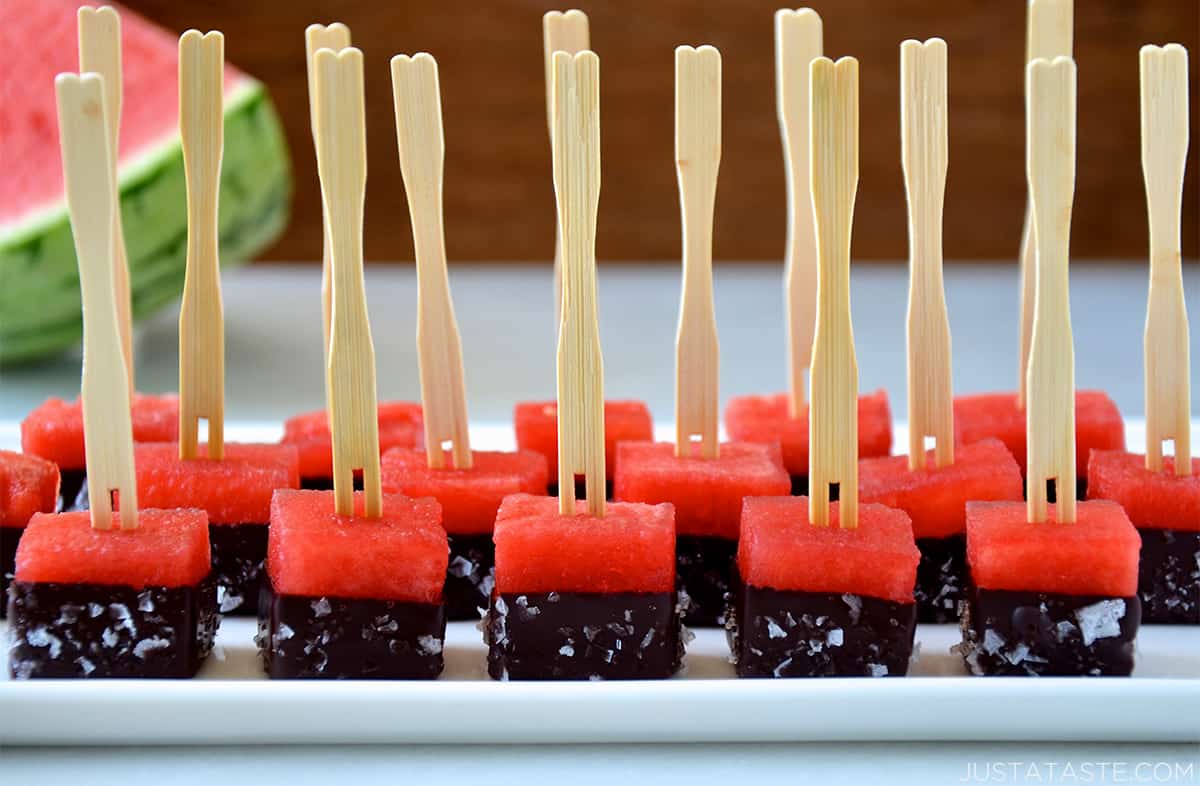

1,420,1198,747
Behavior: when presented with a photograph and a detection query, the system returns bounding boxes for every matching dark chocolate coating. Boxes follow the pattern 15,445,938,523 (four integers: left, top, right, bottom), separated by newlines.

789,475,807,497
209,523,268,616
1137,528,1199,625
7,578,218,678
914,535,968,624
957,587,1140,676
1030,478,1087,504
727,579,917,678
484,591,683,680
300,476,335,491
444,533,495,621
0,526,20,619
546,479,611,500
256,584,446,679
59,470,87,512
675,535,737,627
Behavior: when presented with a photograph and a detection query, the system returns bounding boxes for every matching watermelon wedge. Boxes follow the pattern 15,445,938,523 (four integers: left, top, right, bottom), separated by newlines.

0,0,291,364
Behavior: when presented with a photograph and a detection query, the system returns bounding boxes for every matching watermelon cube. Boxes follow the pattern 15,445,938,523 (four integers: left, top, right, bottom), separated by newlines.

260,489,448,679
21,393,179,507
281,401,424,485
513,399,653,489
953,390,1124,495
859,438,1023,622
135,442,300,616
0,450,60,618
731,497,919,677
960,500,1141,675
613,440,790,625
381,447,549,620
1088,450,1199,624
723,389,893,487
485,493,681,680
8,508,218,678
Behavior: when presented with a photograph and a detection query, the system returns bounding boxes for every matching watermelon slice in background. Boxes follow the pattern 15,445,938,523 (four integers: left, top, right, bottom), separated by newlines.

0,0,291,364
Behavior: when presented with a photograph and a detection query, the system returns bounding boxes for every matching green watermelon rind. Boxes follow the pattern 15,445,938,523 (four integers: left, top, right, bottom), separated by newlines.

0,79,292,365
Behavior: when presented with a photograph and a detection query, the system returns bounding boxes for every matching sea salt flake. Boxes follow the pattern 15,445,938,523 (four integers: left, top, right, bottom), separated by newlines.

448,556,474,578
218,589,243,613
765,617,786,639
311,598,333,618
27,625,62,658
1074,599,1125,646
841,594,862,624
88,603,104,618
276,623,295,641
546,591,560,603
826,628,844,647
75,657,95,675
868,663,889,677
417,635,443,655
640,630,655,649
101,627,120,648
137,592,156,613
982,628,1005,655
1054,620,1078,642
772,657,794,677
478,574,495,600
558,644,575,657
133,637,172,659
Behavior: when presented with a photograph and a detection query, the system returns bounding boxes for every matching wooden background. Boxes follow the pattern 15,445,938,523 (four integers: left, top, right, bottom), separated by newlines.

126,0,1199,263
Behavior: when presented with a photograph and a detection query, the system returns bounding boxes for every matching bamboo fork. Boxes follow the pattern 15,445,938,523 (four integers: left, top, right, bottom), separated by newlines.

305,23,351,363
775,8,823,417
808,56,860,528
552,50,605,517
1025,56,1078,524
178,30,226,461
391,52,472,470
1140,44,1191,476
78,5,134,393
543,10,590,324
56,73,139,531
1018,0,1072,408
314,47,382,517
674,45,722,460
901,38,953,470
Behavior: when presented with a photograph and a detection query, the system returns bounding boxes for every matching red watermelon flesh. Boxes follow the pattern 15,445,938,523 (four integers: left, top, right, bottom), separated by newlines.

16,508,210,588
859,438,1023,540
1087,450,1200,533
965,500,1140,597
953,390,1124,478
281,401,423,478
493,493,675,594
514,400,653,484
723,390,893,477
136,442,299,524
0,450,60,528
613,441,790,539
0,0,243,230
738,496,919,603
381,448,549,535
268,489,447,603
21,394,179,470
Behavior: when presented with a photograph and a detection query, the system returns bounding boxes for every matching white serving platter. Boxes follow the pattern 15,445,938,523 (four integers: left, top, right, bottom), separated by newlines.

0,419,1197,745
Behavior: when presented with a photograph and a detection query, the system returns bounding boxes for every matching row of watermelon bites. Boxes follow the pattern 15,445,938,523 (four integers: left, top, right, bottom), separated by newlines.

1,386,1195,680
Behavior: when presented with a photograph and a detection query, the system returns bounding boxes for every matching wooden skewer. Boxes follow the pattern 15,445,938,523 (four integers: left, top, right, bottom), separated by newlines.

543,10,590,325
776,8,823,417
901,38,953,471
1018,0,1072,408
674,45,722,460
391,53,472,470
55,73,139,531
305,23,351,365
178,30,226,461
1025,56,1077,524
1140,44,1192,476
808,56,860,529
78,5,133,394
314,47,382,518
552,50,605,517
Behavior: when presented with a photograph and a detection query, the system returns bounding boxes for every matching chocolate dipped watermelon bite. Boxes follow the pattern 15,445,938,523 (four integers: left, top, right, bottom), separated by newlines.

614,47,790,627
727,55,919,678
117,30,300,618
258,45,449,679
0,450,60,618
10,70,217,679
958,56,1142,676
1085,44,1197,626
282,401,424,488
859,40,1023,624
514,400,652,497
487,51,681,681
380,53,550,621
